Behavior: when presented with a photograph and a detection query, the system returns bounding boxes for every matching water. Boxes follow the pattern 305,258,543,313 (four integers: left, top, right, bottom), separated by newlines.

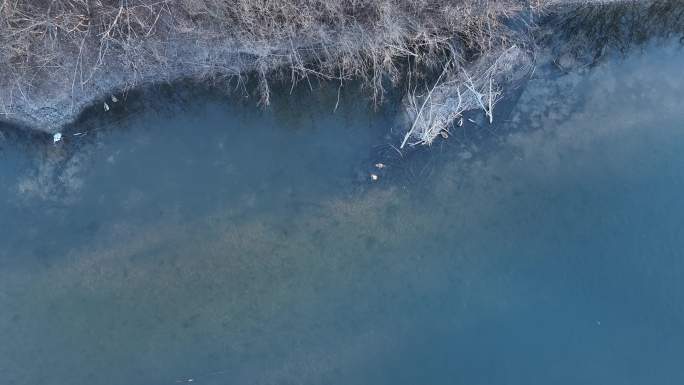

1,40,684,385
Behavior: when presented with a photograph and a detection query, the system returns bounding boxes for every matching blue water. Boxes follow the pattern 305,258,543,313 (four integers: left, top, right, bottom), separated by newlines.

1,41,684,385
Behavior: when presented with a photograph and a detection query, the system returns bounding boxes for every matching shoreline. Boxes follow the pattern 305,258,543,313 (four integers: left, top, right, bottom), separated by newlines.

0,0,679,138
0,0,550,136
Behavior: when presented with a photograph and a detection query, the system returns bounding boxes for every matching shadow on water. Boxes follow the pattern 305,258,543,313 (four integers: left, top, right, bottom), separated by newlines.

2,7,684,385
542,0,684,68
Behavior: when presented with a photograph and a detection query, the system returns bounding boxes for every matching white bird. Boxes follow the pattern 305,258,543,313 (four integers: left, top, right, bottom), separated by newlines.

104,102,110,111
53,132,62,143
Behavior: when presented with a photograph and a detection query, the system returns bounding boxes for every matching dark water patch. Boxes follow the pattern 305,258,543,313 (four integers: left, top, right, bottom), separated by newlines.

542,0,684,70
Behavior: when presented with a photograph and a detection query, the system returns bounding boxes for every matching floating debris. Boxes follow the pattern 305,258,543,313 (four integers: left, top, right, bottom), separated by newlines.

52,132,62,143
374,163,386,169
370,173,379,181
104,102,110,111
111,95,118,103
439,130,449,139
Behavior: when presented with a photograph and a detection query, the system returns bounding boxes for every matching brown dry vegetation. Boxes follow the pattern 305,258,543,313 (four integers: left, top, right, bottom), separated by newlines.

0,0,548,131
3,0,677,143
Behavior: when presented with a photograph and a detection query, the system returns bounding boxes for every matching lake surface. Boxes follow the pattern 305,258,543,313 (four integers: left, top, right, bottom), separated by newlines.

1,39,684,385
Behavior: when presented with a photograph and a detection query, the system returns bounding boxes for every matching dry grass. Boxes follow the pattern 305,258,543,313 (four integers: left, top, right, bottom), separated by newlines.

2,1,678,144
0,0,547,129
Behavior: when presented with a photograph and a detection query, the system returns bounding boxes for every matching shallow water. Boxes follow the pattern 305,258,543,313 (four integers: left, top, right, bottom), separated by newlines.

1,41,684,385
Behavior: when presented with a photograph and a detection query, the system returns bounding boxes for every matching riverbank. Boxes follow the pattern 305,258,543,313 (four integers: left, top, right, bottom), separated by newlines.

0,0,679,142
